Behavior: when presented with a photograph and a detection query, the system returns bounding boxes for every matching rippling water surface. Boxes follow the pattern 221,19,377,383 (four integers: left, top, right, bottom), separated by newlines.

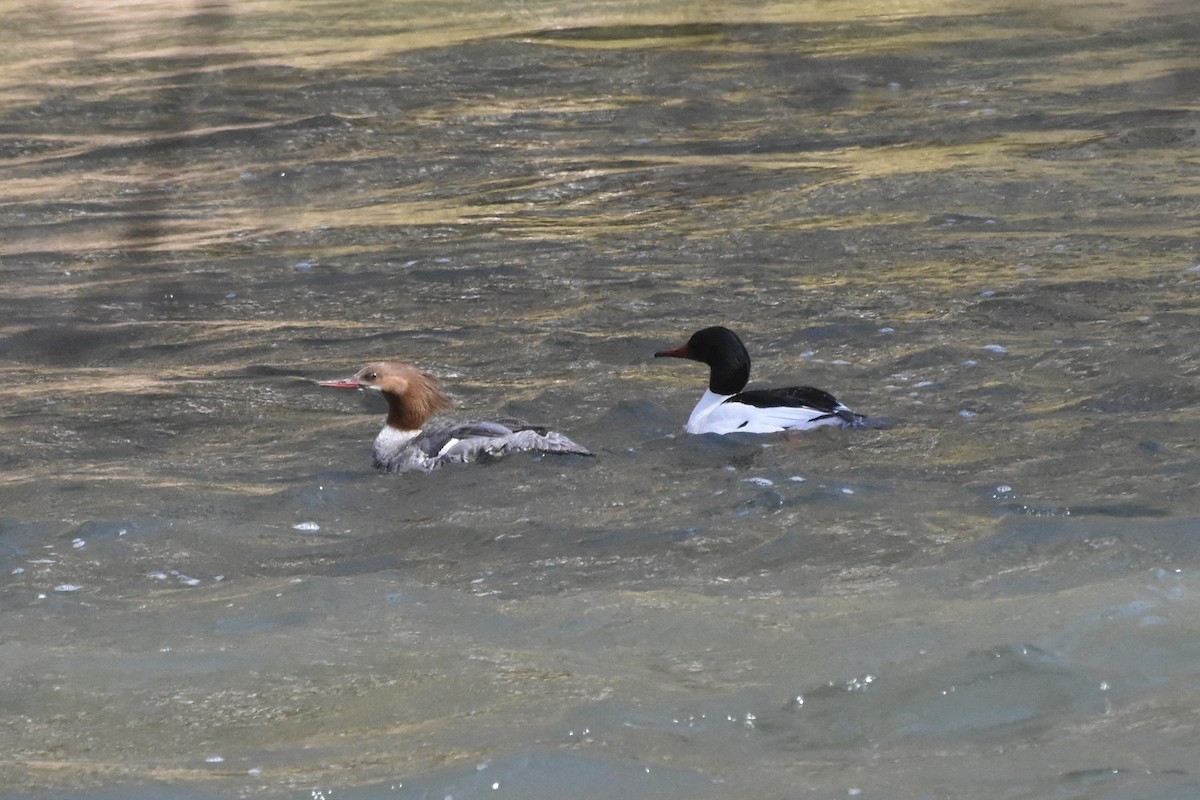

2,0,1199,797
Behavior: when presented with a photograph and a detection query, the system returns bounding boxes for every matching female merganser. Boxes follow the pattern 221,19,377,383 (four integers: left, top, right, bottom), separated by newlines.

319,361,592,472
654,326,868,434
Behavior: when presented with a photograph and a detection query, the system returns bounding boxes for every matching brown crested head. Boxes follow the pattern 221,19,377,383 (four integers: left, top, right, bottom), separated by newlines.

324,361,453,430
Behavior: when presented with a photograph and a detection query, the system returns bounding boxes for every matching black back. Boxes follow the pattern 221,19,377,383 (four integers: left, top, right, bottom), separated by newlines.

730,385,841,412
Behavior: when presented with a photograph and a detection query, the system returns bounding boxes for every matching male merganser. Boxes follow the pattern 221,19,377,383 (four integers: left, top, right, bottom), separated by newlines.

319,361,592,472
655,326,868,434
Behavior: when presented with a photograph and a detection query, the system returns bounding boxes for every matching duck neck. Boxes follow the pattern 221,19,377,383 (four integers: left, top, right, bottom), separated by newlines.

709,360,750,395
381,381,451,431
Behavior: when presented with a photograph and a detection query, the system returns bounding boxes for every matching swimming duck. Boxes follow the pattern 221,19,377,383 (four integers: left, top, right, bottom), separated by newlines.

655,326,868,434
319,361,592,472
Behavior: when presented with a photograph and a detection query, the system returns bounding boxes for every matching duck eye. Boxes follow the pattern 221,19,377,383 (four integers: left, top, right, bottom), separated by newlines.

364,372,377,381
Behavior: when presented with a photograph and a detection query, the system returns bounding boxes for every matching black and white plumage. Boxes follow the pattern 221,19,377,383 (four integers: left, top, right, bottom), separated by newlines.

319,362,591,472
654,326,868,434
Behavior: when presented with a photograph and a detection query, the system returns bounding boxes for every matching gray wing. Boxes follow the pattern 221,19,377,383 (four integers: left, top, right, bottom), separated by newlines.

429,425,592,466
